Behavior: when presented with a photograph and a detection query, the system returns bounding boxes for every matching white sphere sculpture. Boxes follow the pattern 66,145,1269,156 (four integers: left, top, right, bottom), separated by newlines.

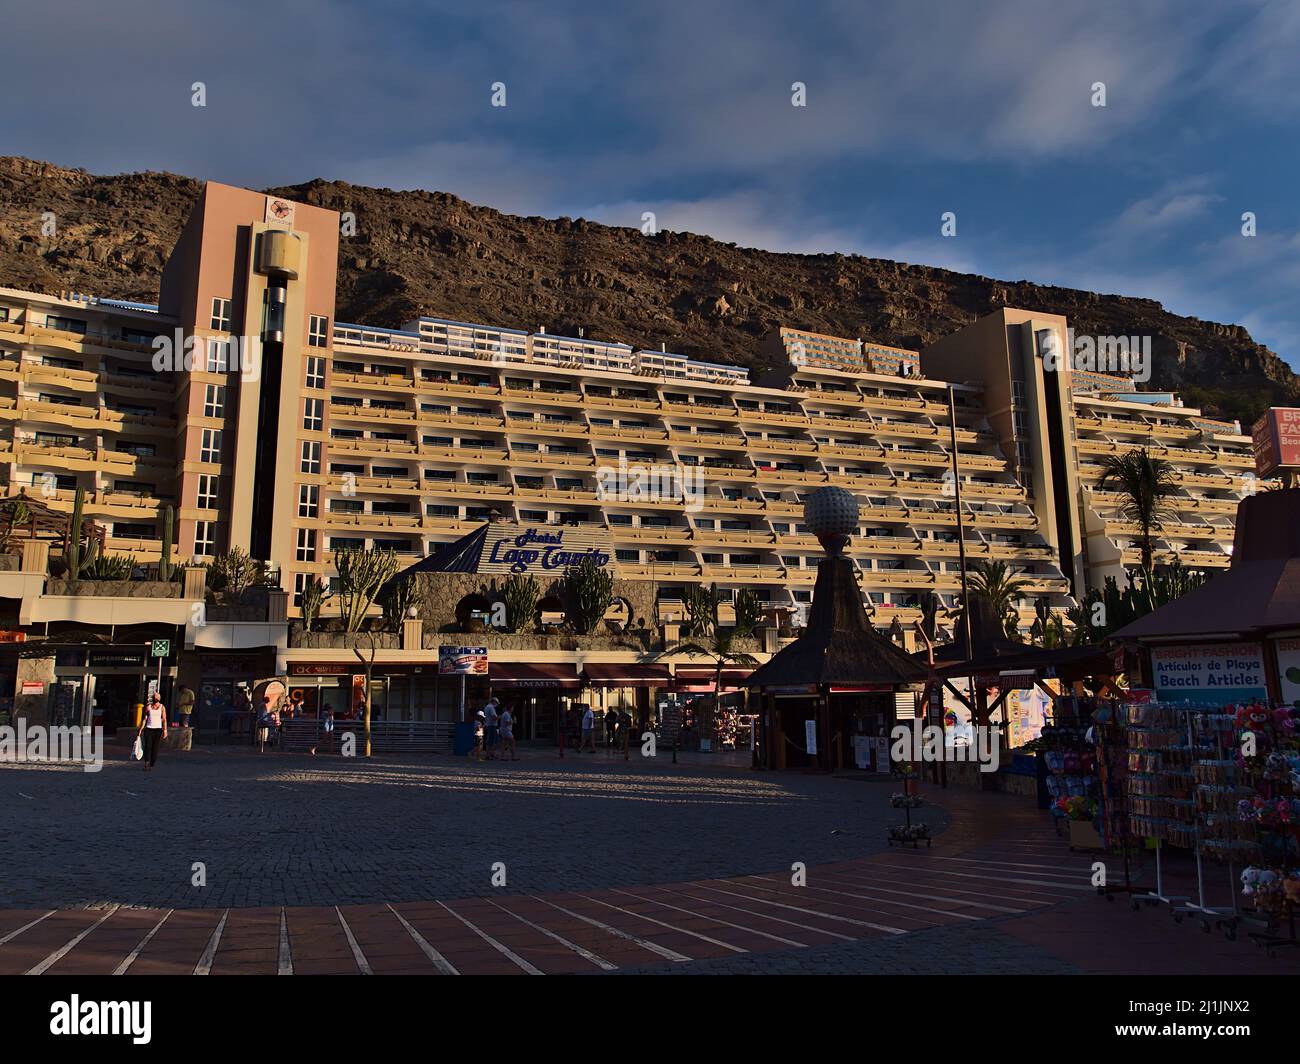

804,486,859,556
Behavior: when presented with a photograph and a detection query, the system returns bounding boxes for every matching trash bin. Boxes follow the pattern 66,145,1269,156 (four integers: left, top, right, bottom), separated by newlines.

453,720,476,756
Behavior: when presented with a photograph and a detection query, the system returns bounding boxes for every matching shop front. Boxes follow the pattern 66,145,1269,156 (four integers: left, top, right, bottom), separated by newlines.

285,662,479,725
488,662,580,743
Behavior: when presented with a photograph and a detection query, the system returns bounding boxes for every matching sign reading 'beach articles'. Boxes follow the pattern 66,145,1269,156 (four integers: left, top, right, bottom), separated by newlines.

1150,642,1268,706
478,524,613,576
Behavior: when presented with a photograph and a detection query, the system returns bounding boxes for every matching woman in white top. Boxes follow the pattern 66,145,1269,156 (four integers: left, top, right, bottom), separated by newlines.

138,692,168,771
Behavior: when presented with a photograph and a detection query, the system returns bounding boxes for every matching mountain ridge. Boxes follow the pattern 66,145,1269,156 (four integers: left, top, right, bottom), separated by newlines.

1,154,1294,425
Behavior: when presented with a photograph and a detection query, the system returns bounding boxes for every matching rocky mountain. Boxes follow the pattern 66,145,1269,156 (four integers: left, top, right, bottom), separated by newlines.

1,154,1294,425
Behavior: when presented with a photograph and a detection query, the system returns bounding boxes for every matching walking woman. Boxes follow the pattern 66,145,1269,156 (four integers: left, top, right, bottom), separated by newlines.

137,692,168,772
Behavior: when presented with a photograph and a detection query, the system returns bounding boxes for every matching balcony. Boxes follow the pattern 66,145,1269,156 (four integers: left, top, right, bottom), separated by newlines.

328,474,421,495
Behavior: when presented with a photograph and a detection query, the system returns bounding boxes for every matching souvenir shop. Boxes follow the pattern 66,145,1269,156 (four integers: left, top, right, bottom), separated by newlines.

1029,489,1300,954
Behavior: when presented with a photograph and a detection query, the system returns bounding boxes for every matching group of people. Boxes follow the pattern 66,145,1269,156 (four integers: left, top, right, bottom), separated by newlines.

473,697,518,761
577,705,635,753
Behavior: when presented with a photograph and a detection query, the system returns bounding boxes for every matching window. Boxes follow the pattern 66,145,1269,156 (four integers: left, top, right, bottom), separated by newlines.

297,484,318,518
206,339,229,373
200,429,222,464
303,397,323,432
197,474,218,510
210,297,233,332
203,384,224,419
45,315,86,334
293,571,315,608
296,528,317,563
308,315,329,348
300,441,321,474
194,521,216,557
305,356,325,389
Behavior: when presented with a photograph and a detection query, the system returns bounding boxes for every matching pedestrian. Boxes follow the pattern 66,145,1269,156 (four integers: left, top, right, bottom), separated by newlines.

580,704,596,752
604,707,617,748
176,683,196,729
499,703,519,761
311,707,334,756
472,710,486,761
256,696,274,753
137,692,167,772
483,697,500,759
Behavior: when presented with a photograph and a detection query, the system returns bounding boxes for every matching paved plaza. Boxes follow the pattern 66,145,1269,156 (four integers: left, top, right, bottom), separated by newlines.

2,746,1297,975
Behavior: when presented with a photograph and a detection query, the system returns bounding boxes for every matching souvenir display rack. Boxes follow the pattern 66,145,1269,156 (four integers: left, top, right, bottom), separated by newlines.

887,791,930,848
1040,695,1101,839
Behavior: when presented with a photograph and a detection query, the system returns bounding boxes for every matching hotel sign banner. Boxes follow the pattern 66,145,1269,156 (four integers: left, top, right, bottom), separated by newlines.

1251,408,1300,477
439,646,488,675
479,524,613,576
1150,643,1268,706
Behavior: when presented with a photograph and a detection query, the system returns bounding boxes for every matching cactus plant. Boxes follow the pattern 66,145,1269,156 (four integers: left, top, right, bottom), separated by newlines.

335,547,400,632
500,572,540,632
158,505,174,582
65,486,100,577
565,555,614,635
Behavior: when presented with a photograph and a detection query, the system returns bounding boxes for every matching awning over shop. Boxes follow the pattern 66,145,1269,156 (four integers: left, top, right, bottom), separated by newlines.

672,667,753,688
581,663,671,687
488,662,582,689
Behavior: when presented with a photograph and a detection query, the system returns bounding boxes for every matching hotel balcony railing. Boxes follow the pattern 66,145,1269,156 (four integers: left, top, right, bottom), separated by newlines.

617,561,702,579
505,418,589,437
324,511,423,529
667,429,749,448
95,447,170,471
699,496,766,513
22,363,100,392
612,527,693,546
332,438,420,457
661,400,735,419
826,472,897,491
583,393,661,412
691,528,773,547
500,386,581,405
748,437,817,455
1119,548,1231,568
416,443,509,462
734,407,811,426
871,421,942,440
415,378,500,398
509,450,595,468
421,479,513,497
329,405,417,424
328,474,421,494
100,370,173,397
1102,518,1231,541
589,423,669,442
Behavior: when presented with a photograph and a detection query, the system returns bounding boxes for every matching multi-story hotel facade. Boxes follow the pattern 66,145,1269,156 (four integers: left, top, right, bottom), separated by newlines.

0,182,1263,735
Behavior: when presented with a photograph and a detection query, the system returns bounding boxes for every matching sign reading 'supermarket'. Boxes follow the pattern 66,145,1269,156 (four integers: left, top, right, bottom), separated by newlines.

479,525,613,576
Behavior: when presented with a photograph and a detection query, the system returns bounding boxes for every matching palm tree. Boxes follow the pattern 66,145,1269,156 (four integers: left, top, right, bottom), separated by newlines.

669,626,758,747
1098,448,1178,571
966,558,1031,639
659,583,758,746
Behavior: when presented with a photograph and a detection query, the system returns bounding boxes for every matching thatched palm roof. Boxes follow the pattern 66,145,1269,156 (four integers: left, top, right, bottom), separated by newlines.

746,556,928,688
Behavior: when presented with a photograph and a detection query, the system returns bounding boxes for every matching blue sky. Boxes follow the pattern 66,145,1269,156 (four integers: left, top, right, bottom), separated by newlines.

7,0,1300,368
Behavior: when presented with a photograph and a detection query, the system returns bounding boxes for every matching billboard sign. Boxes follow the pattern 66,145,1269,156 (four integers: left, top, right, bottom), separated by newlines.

1251,408,1300,477
1150,643,1267,706
439,645,488,675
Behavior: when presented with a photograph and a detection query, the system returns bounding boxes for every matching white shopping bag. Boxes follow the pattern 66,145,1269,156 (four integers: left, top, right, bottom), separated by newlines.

131,736,143,761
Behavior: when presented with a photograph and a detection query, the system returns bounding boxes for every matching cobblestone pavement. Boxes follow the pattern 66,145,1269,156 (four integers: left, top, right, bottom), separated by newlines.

3,748,1297,975
0,747,943,910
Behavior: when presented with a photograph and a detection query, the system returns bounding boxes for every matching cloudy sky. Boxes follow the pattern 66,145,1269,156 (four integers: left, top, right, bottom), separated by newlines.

6,0,1300,367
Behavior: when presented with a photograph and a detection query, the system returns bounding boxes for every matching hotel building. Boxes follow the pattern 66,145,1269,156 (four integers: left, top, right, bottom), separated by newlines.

0,181,1263,732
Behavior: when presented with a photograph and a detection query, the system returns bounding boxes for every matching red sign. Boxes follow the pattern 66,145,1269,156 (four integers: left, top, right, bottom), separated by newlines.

288,662,350,676
1251,408,1300,477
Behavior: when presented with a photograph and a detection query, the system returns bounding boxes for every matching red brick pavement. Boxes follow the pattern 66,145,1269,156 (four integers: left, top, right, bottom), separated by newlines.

3,788,1296,975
